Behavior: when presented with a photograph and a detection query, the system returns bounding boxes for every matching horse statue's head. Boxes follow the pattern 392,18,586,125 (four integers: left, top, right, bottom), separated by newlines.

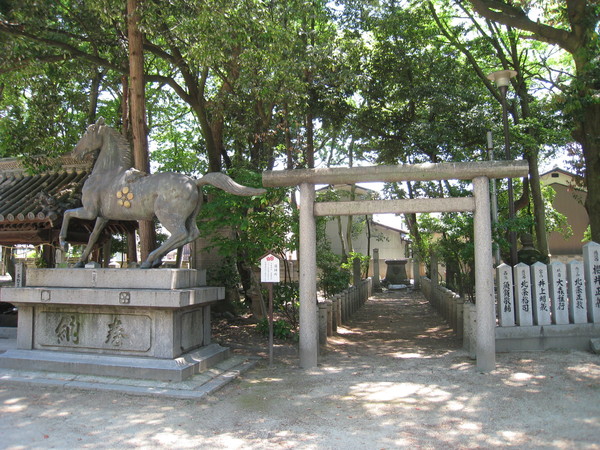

73,117,106,160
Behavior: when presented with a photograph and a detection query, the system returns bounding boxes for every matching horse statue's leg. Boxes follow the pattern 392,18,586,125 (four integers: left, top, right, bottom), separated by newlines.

59,206,99,251
75,217,109,267
141,214,198,269
59,206,106,268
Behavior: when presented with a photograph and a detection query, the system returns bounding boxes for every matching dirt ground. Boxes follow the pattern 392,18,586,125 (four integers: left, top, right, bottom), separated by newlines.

1,289,599,449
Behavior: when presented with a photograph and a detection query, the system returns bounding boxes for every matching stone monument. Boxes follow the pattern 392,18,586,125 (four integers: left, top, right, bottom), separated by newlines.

517,233,545,265
0,268,226,381
383,259,409,288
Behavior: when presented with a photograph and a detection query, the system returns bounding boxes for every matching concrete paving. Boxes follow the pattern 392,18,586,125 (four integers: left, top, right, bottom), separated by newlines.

1,289,599,449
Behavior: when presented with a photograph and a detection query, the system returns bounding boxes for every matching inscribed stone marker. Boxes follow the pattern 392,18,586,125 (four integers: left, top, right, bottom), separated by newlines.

531,262,551,325
514,263,533,326
548,261,569,325
567,260,588,324
496,263,515,326
582,242,600,323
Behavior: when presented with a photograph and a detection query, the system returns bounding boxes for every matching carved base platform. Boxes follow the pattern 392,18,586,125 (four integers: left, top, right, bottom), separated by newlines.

0,268,228,381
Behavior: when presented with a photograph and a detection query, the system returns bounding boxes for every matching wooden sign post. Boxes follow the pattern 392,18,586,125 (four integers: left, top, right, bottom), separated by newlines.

260,252,280,365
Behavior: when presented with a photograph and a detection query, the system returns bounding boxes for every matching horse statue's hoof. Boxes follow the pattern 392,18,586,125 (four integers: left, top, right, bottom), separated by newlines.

139,258,163,269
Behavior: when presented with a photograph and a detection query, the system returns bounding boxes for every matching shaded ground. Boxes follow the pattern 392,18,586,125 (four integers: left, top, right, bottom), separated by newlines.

1,289,599,449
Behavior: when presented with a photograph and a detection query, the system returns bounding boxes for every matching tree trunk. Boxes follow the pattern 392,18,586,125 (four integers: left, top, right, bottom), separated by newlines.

405,181,424,257
574,45,600,243
236,257,266,319
526,151,549,260
87,69,104,125
127,0,156,263
579,102,600,243
305,111,315,169
336,216,348,261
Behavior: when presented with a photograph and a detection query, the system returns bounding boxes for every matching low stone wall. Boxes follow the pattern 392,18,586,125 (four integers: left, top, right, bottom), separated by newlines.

421,277,463,338
318,278,372,346
420,271,600,354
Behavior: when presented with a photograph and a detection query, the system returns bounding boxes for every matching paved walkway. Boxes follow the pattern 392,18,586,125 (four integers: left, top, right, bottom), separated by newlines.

1,289,599,449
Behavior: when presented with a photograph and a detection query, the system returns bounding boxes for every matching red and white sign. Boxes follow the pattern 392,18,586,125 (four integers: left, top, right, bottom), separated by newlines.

260,254,280,283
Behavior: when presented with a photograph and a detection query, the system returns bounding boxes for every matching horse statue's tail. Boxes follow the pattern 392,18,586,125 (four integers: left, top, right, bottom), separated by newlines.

196,172,266,196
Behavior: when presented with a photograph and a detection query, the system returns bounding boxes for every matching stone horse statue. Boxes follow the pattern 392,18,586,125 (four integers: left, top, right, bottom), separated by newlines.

59,118,265,268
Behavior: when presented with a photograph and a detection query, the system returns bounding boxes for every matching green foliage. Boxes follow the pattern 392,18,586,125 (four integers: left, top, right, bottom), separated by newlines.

317,250,351,298
418,212,477,298
583,225,592,243
315,214,351,297
34,251,48,268
198,169,296,264
541,185,572,239
271,282,300,329
341,251,370,275
0,0,591,278
256,318,294,340
207,256,241,291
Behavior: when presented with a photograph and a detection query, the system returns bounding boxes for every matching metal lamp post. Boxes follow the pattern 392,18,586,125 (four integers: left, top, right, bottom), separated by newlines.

487,69,518,267
487,130,501,267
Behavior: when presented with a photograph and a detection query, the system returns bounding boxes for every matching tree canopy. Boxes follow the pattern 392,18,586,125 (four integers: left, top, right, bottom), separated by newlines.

0,0,597,305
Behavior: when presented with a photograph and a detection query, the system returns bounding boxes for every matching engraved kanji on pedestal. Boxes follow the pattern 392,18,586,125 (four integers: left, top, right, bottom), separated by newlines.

496,263,515,326
567,260,588,324
548,261,569,325
531,262,551,325
514,263,533,326
583,242,600,323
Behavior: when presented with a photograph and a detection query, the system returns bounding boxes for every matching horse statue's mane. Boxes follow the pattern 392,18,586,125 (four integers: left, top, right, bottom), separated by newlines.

101,125,134,170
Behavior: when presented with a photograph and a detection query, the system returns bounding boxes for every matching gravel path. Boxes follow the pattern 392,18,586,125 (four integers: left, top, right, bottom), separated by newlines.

1,289,599,449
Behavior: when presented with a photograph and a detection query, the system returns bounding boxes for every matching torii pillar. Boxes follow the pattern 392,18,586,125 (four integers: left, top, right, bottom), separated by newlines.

299,183,318,368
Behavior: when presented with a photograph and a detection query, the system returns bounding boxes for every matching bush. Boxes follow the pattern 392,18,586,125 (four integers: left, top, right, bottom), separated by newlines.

257,318,293,340
317,250,350,298
272,282,299,329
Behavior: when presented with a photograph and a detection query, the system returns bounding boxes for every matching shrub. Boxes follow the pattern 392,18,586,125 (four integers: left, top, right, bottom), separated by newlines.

257,318,293,340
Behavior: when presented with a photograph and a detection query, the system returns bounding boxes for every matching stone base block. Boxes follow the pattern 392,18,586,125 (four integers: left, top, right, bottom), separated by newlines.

22,268,206,290
0,343,230,382
495,323,600,352
2,268,228,381
15,302,217,359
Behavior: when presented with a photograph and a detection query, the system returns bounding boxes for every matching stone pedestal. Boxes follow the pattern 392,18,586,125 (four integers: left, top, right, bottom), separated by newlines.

372,249,381,291
514,263,533,326
383,259,409,287
567,261,588,324
548,261,569,325
496,264,515,327
0,268,228,381
531,262,551,325
583,242,600,323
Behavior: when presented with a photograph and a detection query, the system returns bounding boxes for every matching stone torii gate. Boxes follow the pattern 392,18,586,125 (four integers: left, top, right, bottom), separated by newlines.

262,160,529,372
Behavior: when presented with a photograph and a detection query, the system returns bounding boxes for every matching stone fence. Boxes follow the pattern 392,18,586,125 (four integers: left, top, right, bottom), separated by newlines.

423,241,600,353
317,277,373,347
491,241,600,352
421,277,464,338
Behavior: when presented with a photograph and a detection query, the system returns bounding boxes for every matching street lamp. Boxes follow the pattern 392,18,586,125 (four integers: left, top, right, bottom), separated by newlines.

487,69,518,266
487,130,501,267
